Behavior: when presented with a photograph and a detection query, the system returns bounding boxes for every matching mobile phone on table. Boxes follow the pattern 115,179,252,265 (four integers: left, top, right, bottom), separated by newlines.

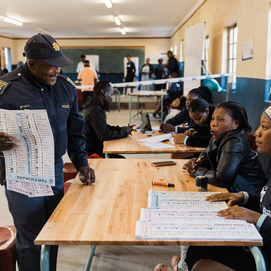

151,161,177,167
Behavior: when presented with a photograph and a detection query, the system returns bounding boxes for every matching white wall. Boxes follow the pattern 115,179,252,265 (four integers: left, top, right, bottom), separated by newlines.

170,0,270,80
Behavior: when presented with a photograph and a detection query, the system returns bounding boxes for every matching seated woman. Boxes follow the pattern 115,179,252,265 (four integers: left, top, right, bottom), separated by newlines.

161,86,214,133
176,98,215,147
183,105,271,271
155,105,271,271
185,101,267,195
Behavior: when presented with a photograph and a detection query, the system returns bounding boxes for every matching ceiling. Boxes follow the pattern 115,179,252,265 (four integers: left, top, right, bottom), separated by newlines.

0,0,203,39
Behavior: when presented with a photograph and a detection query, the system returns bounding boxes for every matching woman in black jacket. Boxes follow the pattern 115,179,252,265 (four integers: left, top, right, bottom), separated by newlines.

185,101,267,196
183,105,271,271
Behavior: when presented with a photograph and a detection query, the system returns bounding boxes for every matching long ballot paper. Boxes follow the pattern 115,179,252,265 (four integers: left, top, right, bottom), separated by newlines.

0,109,55,197
135,190,262,241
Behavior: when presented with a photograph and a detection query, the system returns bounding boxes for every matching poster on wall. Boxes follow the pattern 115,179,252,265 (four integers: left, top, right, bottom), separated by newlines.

242,39,253,62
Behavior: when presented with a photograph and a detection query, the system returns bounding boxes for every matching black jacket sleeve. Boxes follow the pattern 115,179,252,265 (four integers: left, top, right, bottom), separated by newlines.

185,133,212,147
260,217,271,246
243,194,271,247
193,137,245,188
87,106,128,141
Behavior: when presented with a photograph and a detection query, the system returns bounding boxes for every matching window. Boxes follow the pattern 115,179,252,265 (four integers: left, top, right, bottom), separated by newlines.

179,40,184,62
174,44,178,57
227,24,238,83
203,35,209,74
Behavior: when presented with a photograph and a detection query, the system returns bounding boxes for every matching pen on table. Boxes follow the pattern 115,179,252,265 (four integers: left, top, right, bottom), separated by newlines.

152,181,175,187
142,131,154,133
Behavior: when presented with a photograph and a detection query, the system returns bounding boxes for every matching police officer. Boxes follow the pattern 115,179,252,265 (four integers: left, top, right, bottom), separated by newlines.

0,33,95,271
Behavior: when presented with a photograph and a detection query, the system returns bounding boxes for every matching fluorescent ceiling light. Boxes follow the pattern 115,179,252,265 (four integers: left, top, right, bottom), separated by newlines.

104,0,112,8
120,28,126,35
4,17,23,26
114,16,121,26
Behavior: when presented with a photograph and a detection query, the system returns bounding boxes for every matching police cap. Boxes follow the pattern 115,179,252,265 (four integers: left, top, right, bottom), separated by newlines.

23,33,73,67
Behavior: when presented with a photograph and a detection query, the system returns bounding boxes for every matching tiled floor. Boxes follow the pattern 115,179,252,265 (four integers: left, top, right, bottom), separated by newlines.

0,109,180,271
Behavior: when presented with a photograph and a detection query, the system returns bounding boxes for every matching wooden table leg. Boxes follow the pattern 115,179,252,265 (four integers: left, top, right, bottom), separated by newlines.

249,246,266,271
84,245,96,271
40,245,50,271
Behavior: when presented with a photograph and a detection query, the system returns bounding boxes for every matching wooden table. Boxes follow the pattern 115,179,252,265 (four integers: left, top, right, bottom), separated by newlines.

129,90,166,123
103,130,205,158
35,159,266,271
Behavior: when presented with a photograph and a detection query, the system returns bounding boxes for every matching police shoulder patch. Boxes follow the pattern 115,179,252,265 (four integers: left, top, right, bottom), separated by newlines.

0,79,10,96
66,77,76,88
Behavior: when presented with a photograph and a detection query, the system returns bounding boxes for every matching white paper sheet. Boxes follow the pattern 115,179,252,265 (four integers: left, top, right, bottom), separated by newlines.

136,134,172,144
139,142,175,149
6,179,54,197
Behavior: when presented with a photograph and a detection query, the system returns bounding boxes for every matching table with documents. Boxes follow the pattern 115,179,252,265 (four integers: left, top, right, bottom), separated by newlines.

103,129,205,158
35,159,266,271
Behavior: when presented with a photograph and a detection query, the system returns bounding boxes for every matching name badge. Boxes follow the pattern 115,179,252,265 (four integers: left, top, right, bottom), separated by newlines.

62,105,69,108
20,105,31,110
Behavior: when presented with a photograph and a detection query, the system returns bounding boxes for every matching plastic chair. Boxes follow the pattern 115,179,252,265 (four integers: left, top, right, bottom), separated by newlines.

248,133,257,151
63,162,77,194
202,78,222,93
0,226,17,271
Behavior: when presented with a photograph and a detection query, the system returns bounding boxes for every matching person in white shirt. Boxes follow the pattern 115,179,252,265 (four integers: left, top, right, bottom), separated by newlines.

76,54,93,73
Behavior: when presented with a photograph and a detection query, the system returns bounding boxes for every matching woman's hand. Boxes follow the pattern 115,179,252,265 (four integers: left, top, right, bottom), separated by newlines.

172,133,186,144
206,192,245,206
217,207,262,224
160,123,175,133
183,158,197,173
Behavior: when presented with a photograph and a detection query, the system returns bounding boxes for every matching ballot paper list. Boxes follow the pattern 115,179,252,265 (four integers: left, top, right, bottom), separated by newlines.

0,109,55,197
135,190,262,241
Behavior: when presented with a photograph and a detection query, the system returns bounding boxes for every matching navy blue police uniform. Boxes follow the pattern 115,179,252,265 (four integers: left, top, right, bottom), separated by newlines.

0,34,89,271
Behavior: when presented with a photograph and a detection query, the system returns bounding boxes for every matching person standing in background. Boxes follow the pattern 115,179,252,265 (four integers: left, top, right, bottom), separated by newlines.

76,54,93,73
140,58,153,90
165,50,178,76
124,55,136,95
154,58,166,90
77,60,98,102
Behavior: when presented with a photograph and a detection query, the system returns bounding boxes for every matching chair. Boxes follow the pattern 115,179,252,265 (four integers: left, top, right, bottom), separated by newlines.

76,89,84,104
202,78,222,93
76,89,84,111
63,162,77,194
248,133,257,151
0,226,17,271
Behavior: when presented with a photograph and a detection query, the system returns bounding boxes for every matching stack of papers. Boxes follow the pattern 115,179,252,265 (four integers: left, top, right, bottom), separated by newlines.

135,189,262,241
136,134,175,149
